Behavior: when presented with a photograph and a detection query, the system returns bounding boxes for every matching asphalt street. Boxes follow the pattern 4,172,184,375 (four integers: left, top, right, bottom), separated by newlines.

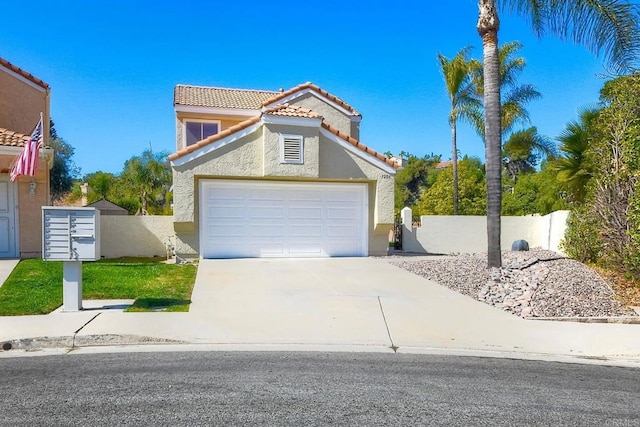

1,351,639,425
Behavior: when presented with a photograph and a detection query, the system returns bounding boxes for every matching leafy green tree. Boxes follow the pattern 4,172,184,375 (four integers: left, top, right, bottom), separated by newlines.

83,171,118,203
394,154,440,213
438,47,482,215
477,0,640,267
555,108,599,204
419,157,486,215
564,75,640,278
119,149,172,215
48,119,80,202
502,161,567,215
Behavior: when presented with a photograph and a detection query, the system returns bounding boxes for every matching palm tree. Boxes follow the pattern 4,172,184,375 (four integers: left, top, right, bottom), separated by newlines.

555,108,599,203
502,127,556,181
438,47,482,215
477,0,640,268
470,41,542,138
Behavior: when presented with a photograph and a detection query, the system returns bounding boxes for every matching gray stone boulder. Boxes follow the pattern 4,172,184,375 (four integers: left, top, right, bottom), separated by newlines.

511,240,530,251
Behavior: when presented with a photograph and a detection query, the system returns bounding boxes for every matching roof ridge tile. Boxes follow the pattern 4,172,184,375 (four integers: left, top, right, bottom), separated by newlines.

0,57,49,89
262,82,361,117
175,83,279,94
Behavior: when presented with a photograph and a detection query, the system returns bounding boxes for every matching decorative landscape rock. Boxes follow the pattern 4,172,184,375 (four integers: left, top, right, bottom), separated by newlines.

389,249,636,318
511,240,530,251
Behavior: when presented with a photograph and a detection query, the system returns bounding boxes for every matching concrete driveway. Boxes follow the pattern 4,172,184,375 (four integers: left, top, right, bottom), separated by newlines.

4,257,640,362
185,257,520,348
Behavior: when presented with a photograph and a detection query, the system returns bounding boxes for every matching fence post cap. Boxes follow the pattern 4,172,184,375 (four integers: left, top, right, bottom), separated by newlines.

400,207,412,224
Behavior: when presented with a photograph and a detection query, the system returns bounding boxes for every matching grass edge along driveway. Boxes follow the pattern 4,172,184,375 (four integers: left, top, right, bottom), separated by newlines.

0,258,197,316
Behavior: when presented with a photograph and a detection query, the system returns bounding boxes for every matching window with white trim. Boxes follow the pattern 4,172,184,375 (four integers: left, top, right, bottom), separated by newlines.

280,134,304,164
184,120,220,146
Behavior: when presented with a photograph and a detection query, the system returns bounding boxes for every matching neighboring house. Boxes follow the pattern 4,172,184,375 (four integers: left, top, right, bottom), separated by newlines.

435,161,452,170
170,82,397,260
0,58,53,259
85,199,129,216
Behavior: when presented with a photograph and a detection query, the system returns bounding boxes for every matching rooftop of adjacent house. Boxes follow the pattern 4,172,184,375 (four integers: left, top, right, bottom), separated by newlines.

85,199,129,215
174,82,361,116
0,57,49,89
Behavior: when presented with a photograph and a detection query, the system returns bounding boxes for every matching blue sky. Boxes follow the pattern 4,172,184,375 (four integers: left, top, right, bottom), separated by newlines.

1,0,608,175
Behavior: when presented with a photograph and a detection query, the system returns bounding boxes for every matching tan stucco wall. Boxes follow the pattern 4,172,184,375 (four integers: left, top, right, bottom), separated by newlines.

0,64,51,258
263,124,319,178
0,67,50,143
100,216,174,258
292,92,355,137
172,124,395,259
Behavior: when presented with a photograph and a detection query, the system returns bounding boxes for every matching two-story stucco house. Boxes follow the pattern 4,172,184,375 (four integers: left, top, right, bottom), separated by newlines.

0,57,53,258
169,82,396,260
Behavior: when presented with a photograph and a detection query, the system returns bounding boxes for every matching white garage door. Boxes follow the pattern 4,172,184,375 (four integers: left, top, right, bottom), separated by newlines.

200,180,368,258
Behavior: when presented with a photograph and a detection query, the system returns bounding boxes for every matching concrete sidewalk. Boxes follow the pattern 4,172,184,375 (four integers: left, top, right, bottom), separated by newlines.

1,257,639,365
0,259,19,288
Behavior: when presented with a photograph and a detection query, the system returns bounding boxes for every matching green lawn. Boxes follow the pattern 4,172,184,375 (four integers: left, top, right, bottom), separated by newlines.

0,258,197,316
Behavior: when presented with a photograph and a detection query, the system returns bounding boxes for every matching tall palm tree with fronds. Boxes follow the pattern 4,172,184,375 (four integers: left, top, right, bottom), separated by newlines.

477,0,640,268
555,108,599,203
470,41,542,138
502,126,556,181
438,47,482,215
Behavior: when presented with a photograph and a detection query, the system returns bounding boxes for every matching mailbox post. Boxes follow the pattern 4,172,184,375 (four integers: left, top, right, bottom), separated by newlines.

42,207,100,312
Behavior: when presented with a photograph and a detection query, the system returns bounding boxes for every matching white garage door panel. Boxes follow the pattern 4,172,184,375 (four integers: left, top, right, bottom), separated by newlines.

200,180,368,258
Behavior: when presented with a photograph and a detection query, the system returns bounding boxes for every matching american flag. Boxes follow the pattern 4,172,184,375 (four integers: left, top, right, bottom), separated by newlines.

10,116,44,182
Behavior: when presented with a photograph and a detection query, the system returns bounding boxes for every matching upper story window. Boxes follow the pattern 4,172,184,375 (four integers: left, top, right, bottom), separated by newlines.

185,120,220,146
280,134,304,164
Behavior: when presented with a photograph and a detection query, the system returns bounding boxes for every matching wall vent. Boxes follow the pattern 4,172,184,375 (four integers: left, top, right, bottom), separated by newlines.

280,134,303,164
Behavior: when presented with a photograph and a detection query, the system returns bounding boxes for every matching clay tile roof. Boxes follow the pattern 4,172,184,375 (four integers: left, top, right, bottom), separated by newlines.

263,82,361,117
174,85,279,109
320,122,397,169
0,127,30,147
264,103,322,119
168,115,261,161
0,57,49,89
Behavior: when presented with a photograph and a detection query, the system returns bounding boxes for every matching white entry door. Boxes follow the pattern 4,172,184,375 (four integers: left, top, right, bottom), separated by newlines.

200,180,368,258
0,175,18,258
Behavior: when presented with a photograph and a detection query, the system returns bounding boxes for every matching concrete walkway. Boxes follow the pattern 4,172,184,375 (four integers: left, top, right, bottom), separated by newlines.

1,257,639,365
0,259,19,288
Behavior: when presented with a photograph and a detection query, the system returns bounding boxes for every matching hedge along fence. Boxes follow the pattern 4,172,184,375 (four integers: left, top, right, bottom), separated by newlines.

400,208,569,255
100,216,175,258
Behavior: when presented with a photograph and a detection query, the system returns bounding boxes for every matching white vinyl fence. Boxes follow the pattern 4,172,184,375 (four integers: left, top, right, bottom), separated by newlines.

401,207,569,255
100,216,174,258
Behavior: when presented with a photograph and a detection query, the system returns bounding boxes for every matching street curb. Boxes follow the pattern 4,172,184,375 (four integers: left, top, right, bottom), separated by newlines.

1,334,184,351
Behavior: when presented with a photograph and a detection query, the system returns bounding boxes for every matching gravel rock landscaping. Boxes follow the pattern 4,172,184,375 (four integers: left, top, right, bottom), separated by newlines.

389,249,637,318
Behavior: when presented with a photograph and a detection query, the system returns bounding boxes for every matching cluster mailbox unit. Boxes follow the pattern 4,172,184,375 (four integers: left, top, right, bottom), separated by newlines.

42,207,101,311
